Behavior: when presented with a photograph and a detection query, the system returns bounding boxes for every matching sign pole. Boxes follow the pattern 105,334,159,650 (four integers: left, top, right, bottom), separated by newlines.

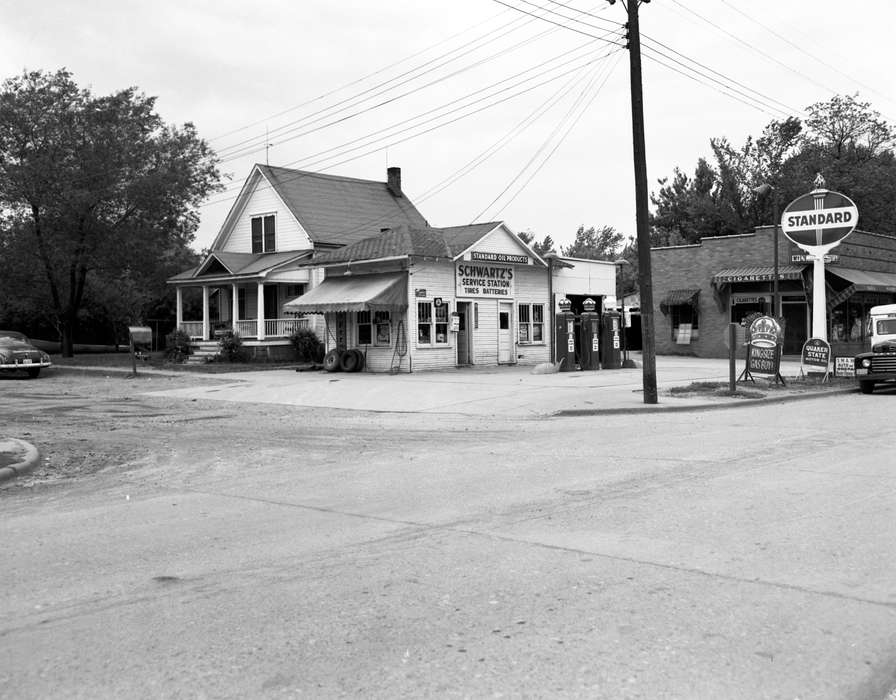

780,175,859,348
811,253,827,340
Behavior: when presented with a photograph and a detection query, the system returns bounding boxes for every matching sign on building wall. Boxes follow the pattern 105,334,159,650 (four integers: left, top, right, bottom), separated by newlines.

470,251,529,264
456,263,515,298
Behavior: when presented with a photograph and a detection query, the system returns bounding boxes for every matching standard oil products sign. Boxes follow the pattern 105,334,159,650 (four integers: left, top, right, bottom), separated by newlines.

456,262,515,298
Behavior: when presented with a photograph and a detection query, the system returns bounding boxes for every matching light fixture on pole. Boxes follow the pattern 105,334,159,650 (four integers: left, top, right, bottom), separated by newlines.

753,183,779,318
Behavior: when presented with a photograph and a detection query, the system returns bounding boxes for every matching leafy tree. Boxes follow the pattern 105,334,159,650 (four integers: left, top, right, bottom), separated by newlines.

650,95,896,240
561,225,624,260
0,69,221,355
517,229,556,257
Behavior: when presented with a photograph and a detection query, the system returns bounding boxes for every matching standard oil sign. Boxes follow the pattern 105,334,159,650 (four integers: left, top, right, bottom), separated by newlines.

456,263,515,298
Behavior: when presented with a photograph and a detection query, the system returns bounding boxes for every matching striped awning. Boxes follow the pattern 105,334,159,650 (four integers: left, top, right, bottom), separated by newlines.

712,265,806,285
828,267,896,293
659,288,700,313
283,272,407,314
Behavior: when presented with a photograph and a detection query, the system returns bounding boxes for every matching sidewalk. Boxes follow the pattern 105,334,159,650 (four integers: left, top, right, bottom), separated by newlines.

131,353,854,417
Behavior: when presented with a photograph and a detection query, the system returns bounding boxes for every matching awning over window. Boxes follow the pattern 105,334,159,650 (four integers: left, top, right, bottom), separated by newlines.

659,288,700,314
827,267,896,293
283,272,407,314
712,265,805,286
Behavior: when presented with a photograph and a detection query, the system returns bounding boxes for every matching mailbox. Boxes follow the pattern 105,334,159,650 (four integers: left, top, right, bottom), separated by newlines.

600,311,622,369
578,298,601,370
554,298,576,372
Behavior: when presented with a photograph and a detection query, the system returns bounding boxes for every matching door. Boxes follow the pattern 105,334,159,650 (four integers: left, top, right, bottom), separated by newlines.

498,302,514,364
263,285,279,321
456,302,471,365
782,302,808,355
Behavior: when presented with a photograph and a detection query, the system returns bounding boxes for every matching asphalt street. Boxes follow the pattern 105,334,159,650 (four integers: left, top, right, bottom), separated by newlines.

1,360,894,699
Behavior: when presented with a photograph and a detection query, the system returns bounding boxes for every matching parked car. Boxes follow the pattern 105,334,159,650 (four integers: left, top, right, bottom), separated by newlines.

0,330,53,378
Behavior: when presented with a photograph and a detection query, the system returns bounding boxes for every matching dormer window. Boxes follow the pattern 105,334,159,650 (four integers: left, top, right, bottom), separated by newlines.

251,214,276,253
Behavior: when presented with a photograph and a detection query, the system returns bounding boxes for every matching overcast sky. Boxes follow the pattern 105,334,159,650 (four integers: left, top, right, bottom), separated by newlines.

2,0,895,254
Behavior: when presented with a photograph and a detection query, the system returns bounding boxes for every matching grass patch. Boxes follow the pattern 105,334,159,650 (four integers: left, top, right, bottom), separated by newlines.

668,381,766,399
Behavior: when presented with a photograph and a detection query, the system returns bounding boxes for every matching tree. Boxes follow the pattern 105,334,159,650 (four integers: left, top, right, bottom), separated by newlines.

561,225,624,260
517,229,556,257
650,96,896,241
0,69,221,355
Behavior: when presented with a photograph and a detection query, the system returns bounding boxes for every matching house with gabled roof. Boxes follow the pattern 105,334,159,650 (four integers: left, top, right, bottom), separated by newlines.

167,164,428,358
284,222,618,372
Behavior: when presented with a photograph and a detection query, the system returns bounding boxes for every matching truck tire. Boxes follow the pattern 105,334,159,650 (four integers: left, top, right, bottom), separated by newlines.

859,381,875,394
323,349,343,372
339,349,362,372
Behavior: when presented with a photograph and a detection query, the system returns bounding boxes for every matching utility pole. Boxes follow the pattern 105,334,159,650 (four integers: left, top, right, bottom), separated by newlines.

612,0,657,403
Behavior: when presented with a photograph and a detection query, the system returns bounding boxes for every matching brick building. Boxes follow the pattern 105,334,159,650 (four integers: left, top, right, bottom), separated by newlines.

651,226,896,358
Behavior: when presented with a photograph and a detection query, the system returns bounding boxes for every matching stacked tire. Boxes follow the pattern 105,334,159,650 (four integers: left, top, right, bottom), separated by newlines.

323,349,364,373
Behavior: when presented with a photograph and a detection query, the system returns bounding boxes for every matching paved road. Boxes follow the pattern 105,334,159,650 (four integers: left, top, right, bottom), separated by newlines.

2,372,895,699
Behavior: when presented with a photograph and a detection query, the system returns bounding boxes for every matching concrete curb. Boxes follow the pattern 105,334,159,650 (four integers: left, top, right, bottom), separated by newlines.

0,438,40,485
553,386,857,417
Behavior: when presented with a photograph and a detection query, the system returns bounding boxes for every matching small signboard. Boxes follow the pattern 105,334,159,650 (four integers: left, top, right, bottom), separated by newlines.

801,337,831,381
834,356,855,377
739,315,784,384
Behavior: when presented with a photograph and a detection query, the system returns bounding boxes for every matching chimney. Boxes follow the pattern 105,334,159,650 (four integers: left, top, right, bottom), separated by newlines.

387,167,402,197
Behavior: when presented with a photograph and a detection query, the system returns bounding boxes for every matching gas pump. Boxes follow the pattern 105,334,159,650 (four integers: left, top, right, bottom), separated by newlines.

554,297,576,371
600,310,622,369
578,298,601,370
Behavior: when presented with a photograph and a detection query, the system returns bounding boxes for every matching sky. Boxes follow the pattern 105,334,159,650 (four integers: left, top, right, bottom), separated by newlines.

2,0,895,254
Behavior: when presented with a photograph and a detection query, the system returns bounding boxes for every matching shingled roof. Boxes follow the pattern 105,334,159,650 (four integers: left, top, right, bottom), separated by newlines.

308,223,504,265
252,165,429,247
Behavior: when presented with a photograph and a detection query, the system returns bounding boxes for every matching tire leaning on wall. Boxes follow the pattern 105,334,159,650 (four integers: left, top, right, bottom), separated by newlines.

323,349,343,372
340,349,363,372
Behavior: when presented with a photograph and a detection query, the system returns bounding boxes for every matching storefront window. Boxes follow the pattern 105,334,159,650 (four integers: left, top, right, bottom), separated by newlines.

357,310,391,346
518,304,544,344
417,301,449,346
670,305,699,344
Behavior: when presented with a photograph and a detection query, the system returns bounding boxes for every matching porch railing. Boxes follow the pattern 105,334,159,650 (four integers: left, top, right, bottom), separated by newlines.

181,317,309,341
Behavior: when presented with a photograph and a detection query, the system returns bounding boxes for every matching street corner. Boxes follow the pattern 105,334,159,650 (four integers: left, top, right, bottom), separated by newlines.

0,437,41,485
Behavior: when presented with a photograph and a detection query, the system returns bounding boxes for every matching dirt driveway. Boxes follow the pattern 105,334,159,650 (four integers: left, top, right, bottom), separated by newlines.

2,367,483,489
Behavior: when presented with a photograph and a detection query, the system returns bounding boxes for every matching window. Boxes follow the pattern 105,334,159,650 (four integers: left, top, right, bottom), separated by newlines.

251,214,276,253
417,301,449,345
358,310,391,346
518,303,545,344
670,305,699,344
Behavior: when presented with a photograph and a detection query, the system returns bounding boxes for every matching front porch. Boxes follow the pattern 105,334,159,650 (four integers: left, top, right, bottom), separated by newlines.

179,317,310,341
175,280,313,342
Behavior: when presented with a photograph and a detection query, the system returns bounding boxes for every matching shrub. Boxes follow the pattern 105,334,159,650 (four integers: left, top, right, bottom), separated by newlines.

289,327,325,363
217,330,249,362
164,328,193,363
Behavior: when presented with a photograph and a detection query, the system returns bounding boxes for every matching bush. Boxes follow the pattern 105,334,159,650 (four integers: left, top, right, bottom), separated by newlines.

217,330,249,362
289,327,325,363
164,328,193,363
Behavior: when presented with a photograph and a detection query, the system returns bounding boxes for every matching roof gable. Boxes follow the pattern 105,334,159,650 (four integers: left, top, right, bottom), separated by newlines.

214,165,430,250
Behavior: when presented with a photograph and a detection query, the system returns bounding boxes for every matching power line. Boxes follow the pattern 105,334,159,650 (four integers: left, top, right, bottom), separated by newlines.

476,49,625,222
214,2,598,162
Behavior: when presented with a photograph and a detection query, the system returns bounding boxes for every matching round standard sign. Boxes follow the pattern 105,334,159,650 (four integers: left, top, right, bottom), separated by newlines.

780,189,858,249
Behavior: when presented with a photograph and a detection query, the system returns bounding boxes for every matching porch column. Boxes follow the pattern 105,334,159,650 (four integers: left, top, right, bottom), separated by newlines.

202,285,210,341
176,287,183,329
232,283,239,333
256,281,266,340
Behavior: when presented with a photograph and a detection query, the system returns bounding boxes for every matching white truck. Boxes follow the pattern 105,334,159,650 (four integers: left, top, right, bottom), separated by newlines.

854,303,896,394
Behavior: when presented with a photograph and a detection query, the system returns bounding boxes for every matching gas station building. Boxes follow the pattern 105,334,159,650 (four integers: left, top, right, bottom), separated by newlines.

650,225,896,359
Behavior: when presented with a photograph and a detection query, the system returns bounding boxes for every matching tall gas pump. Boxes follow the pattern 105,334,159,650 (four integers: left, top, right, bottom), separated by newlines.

578,297,601,370
554,297,576,371
601,309,622,369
